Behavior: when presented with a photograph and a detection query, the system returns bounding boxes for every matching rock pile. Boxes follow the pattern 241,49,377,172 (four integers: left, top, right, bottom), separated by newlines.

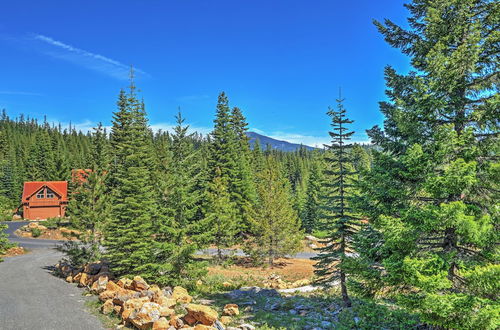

263,274,310,290
17,222,81,239
56,262,246,330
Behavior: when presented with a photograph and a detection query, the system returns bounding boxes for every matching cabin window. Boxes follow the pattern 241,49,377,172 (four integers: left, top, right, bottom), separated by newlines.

36,189,45,198
46,188,55,199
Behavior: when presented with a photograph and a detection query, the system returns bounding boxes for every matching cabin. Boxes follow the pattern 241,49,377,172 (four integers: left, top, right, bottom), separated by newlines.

21,181,68,220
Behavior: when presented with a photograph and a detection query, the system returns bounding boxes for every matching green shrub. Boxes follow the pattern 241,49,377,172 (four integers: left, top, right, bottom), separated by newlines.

44,217,62,229
31,228,42,237
337,299,421,330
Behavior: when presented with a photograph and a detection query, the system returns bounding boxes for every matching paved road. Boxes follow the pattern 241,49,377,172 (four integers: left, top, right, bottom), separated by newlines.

0,222,103,330
3,221,64,249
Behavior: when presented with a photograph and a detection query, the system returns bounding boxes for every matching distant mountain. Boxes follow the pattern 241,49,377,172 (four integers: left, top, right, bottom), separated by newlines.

246,132,317,152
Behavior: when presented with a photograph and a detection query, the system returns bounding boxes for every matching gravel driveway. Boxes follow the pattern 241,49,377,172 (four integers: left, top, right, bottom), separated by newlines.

0,222,103,330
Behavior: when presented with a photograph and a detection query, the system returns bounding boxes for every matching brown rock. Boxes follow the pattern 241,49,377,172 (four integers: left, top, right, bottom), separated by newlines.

78,272,89,287
101,299,114,314
173,286,192,304
113,289,141,306
220,316,232,325
98,290,116,302
91,275,108,294
170,315,184,328
159,305,174,317
106,280,121,292
123,297,150,311
157,297,176,308
113,305,122,315
117,277,134,289
83,261,102,275
152,317,170,330
223,304,239,316
185,304,218,326
132,276,150,291
130,302,161,329
183,313,197,326
222,281,232,288
73,272,82,283
194,325,215,330
65,276,73,283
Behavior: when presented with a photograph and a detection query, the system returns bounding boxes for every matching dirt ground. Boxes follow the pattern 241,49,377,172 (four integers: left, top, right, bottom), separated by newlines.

208,257,317,283
15,228,79,240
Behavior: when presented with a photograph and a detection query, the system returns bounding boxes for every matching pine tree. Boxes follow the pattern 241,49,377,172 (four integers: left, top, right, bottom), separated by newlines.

104,75,159,279
202,168,238,262
313,95,361,307
302,160,322,234
230,107,257,230
153,111,207,285
246,156,302,266
357,1,499,328
0,223,12,262
65,124,111,264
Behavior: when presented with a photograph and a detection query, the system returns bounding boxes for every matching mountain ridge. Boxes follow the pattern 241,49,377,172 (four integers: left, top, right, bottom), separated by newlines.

246,131,317,152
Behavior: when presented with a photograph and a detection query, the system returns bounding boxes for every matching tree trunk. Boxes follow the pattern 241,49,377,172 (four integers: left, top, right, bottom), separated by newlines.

340,269,351,307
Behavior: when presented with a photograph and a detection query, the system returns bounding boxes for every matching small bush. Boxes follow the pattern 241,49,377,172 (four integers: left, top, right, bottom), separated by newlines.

31,228,42,237
337,299,421,330
44,217,62,229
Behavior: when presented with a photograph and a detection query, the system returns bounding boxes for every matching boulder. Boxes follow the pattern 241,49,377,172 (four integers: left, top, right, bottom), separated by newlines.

223,304,239,316
101,299,114,314
220,316,232,325
152,317,170,330
106,280,121,292
90,275,108,294
157,297,176,308
113,289,141,306
173,286,192,304
130,302,161,329
117,277,133,289
132,276,150,291
183,313,197,326
159,305,174,318
99,290,116,302
185,304,218,326
194,325,215,330
65,276,73,283
239,324,256,330
123,297,150,311
83,262,102,275
73,272,82,283
78,272,89,287
169,315,184,328
113,305,122,315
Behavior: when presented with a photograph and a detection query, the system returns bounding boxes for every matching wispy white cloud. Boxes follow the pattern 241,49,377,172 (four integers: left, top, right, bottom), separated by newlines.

0,90,43,96
31,34,149,80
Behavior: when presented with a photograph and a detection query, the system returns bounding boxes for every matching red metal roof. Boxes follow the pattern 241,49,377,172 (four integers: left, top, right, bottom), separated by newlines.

22,181,68,202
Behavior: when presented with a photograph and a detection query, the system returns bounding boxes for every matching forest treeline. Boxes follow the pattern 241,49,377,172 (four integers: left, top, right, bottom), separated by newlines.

1,0,498,329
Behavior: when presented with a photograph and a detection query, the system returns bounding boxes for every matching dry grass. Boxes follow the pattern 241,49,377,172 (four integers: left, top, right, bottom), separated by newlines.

208,257,317,284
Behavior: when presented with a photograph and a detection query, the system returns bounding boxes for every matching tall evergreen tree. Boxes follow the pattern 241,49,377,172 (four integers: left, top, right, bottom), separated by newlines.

357,1,499,328
314,96,361,307
202,168,238,262
65,123,111,264
246,156,302,266
153,111,207,285
104,76,159,279
302,160,322,234
230,107,257,230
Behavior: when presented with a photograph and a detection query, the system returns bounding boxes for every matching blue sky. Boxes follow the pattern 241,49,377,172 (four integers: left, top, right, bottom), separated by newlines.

0,0,410,146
